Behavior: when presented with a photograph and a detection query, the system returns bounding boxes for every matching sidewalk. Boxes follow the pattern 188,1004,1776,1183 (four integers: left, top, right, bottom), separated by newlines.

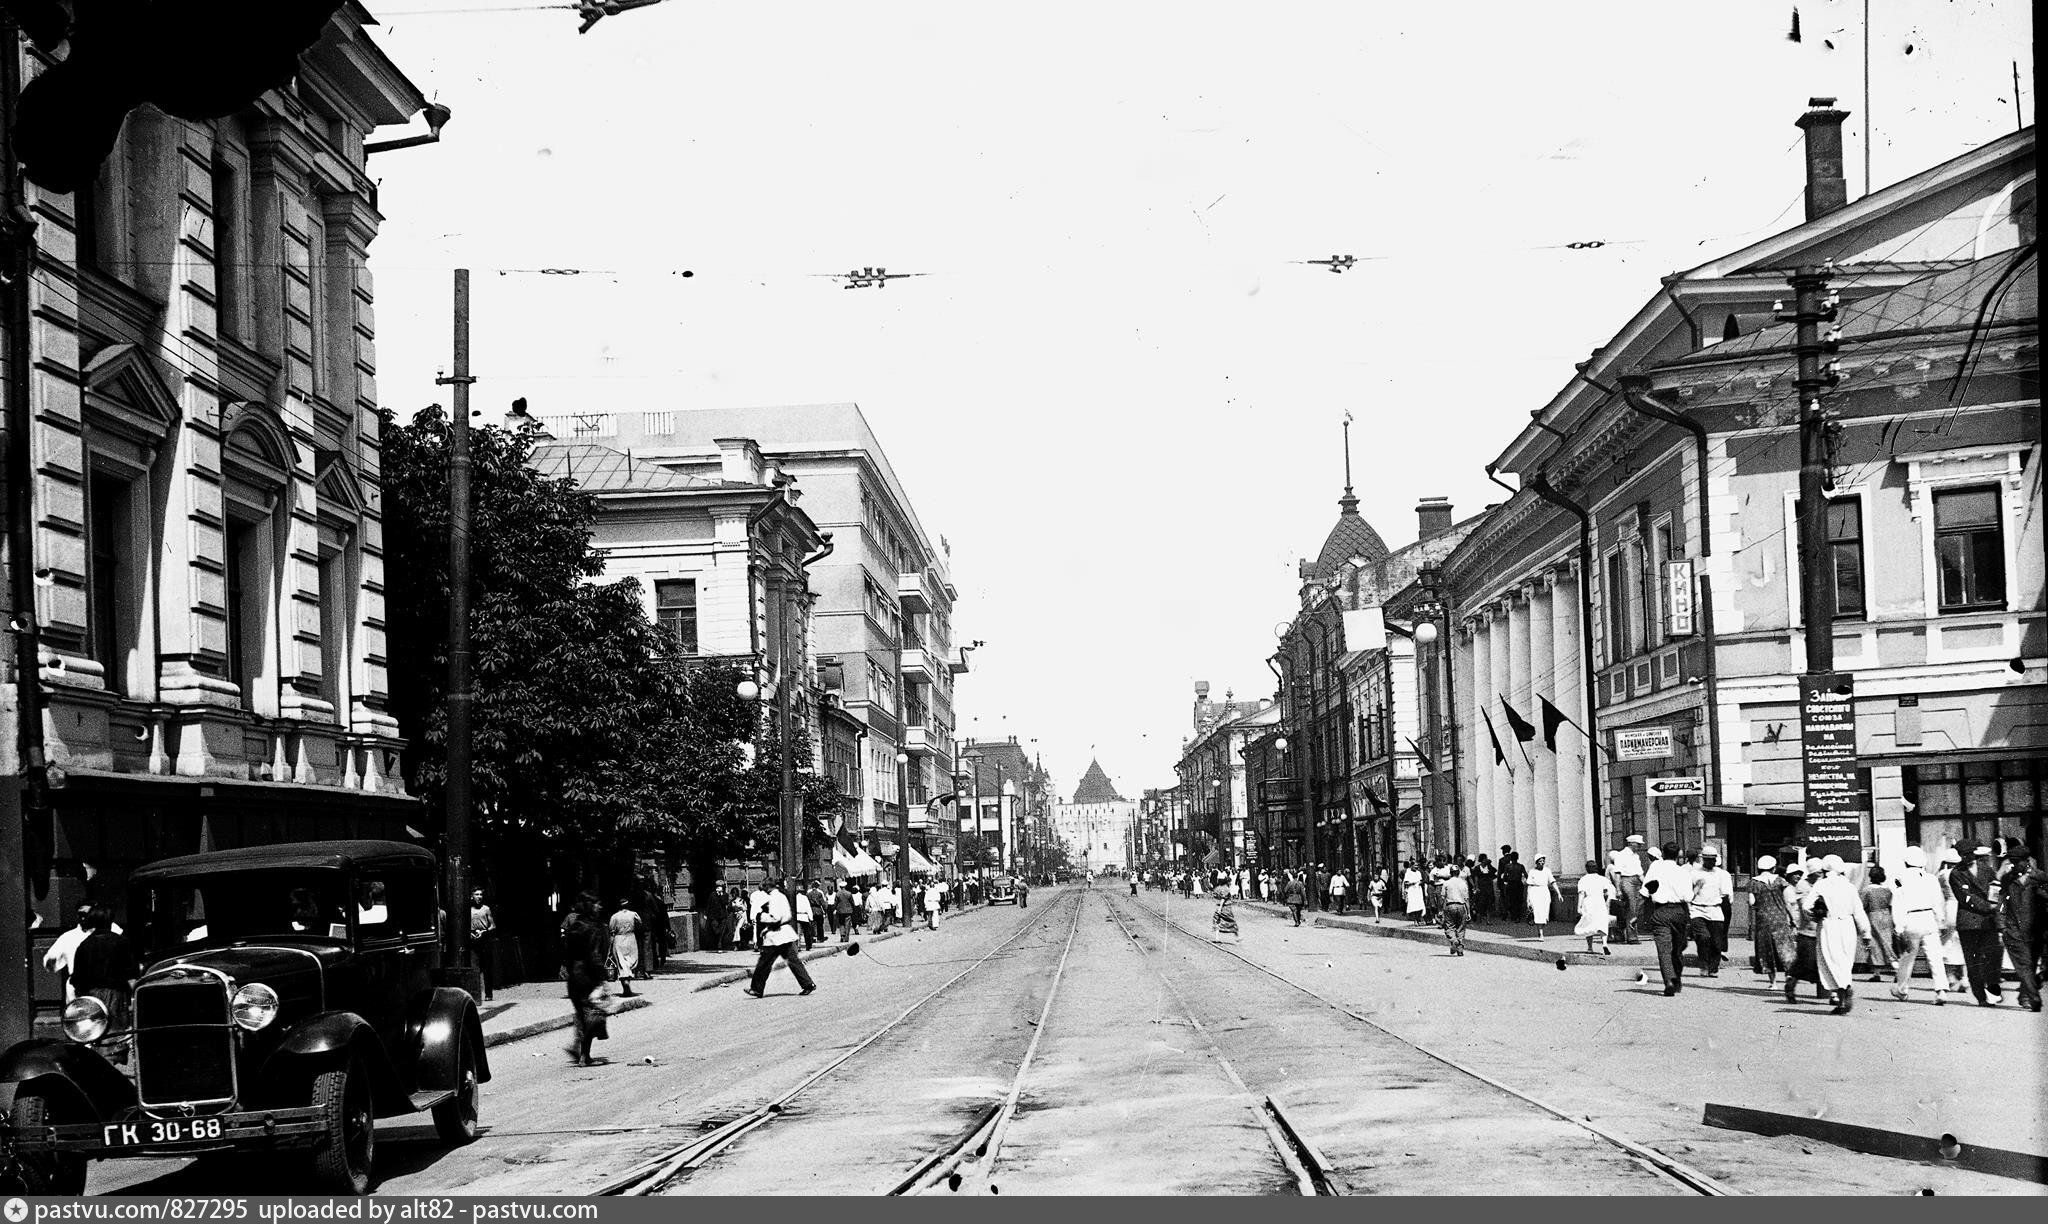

1235,898,1746,969
478,925,913,1049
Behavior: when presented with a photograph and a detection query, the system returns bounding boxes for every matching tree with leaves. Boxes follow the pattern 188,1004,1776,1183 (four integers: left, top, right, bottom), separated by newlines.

378,407,842,953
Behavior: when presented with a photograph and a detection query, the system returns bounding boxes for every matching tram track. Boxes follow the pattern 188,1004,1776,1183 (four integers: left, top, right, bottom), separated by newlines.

889,891,1333,1196
1112,888,1733,1197
597,888,1088,1197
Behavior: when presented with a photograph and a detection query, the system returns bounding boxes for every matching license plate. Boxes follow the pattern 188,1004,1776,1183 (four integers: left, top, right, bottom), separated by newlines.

102,1116,228,1148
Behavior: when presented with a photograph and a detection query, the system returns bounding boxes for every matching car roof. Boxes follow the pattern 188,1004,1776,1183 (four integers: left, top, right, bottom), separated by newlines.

131,839,436,883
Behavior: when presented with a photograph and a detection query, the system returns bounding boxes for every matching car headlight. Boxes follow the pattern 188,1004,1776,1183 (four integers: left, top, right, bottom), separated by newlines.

231,982,280,1031
62,995,109,1043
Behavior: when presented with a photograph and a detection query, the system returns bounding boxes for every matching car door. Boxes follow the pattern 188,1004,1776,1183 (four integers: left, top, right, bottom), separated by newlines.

353,863,440,1092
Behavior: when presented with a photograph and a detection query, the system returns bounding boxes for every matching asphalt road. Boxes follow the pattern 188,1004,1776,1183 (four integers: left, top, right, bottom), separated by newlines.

79,882,2043,1196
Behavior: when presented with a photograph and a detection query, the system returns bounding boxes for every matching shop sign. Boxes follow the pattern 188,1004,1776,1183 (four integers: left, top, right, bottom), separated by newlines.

1799,672,1862,859
1643,776,1704,799
1665,561,1696,637
1614,727,1674,761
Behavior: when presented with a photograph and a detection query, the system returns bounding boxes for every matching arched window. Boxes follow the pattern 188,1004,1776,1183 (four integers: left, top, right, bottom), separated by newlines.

1722,314,1741,341
219,407,294,715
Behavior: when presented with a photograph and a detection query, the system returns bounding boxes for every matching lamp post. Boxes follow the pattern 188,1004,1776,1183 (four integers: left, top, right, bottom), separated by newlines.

1273,734,1290,874
738,673,799,920
895,750,912,920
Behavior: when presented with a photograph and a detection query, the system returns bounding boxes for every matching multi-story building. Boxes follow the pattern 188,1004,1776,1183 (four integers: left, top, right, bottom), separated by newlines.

538,403,963,859
1442,106,2037,879
1171,684,1270,871
2,12,434,1020
1058,758,1137,872
526,433,839,872
955,736,1032,873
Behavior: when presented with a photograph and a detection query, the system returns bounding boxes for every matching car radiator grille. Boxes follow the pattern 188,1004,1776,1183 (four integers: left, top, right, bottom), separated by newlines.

134,979,234,1106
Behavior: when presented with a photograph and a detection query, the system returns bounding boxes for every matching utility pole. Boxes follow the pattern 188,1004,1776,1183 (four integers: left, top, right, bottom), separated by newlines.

774,575,798,919
436,270,478,992
1789,266,1841,672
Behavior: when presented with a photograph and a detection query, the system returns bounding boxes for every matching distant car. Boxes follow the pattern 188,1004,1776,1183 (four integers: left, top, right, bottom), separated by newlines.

987,878,1019,905
0,840,488,1196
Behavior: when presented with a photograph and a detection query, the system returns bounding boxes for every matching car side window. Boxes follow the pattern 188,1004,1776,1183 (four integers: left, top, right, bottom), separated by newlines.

358,867,438,943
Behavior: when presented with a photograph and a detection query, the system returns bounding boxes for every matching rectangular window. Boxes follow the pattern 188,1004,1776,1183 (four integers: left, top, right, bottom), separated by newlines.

1933,487,2005,612
655,579,698,652
211,157,243,341
1605,549,1631,665
224,520,252,686
88,474,126,692
1792,496,1866,622
318,549,348,717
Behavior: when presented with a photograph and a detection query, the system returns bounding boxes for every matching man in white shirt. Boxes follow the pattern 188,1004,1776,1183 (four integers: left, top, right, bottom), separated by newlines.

1687,846,1735,977
1329,870,1351,915
41,904,101,1002
1609,835,1646,944
1640,841,1692,995
1888,846,1948,1004
743,876,817,998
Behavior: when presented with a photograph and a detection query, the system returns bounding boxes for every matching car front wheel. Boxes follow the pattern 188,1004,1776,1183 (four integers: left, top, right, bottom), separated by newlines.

431,1039,481,1145
6,1093,87,1195
309,1058,376,1195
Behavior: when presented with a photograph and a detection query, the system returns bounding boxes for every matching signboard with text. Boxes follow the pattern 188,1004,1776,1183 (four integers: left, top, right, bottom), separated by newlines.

1614,727,1674,761
1644,776,1705,799
1799,672,1862,859
1666,561,1696,637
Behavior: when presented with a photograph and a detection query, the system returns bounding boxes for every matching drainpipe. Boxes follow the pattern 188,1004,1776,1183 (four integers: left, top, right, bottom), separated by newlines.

1507,465,1606,862
1618,376,1725,807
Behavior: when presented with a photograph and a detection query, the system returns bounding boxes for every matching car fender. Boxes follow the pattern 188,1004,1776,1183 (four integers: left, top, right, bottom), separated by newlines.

262,1012,407,1116
403,988,491,1091
0,1039,138,1123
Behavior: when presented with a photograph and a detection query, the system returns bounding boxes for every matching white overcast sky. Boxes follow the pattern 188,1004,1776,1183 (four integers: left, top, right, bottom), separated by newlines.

363,0,2032,800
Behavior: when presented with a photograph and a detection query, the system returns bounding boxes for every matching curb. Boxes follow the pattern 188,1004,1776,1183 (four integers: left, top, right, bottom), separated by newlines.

1309,913,1623,965
479,928,910,1049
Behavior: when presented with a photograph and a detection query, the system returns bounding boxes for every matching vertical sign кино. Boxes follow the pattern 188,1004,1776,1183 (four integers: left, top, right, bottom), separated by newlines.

1799,672,1861,859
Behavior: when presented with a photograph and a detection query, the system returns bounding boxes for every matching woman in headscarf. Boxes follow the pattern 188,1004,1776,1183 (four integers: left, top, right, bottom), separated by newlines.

1782,861,1826,1003
1748,855,1794,987
607,898,641,996
1803,855,1873,1014
1525,854,1562,940
1859,865,1897,983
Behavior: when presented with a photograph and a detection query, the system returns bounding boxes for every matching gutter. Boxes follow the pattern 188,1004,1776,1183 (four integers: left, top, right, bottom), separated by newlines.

1507,465,1606,861
1618,375,1725,807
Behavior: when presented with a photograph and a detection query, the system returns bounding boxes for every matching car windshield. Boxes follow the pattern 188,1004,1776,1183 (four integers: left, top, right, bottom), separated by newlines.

131,869,353,957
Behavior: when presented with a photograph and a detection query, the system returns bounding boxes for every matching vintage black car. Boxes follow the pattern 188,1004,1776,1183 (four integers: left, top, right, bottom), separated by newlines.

986,877,1019,905
0,840,489,1195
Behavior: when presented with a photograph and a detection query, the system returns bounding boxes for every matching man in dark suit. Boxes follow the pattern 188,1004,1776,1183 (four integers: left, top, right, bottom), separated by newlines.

1997,843,2044,1013
1950,842,2004,1005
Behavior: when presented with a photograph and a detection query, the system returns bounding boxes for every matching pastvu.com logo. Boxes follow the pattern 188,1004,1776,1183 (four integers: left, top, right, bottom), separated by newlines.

5,1196,30,1222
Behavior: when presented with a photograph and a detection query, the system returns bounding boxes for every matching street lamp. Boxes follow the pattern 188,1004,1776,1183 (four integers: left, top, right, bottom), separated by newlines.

739,674,798,918
895,750,912,920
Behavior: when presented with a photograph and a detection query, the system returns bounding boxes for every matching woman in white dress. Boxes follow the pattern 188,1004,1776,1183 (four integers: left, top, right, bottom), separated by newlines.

1802,855,1873,1014
1575,858,1616,954
1525,855,1563,939
1402,862,1425,922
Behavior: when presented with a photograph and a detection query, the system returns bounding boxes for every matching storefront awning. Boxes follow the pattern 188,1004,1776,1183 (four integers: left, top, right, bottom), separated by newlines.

906,846,937,875
832,843,882,877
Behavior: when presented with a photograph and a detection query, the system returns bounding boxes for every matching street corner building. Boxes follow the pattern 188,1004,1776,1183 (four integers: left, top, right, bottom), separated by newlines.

1437,106,2040,898
2,9,438,1024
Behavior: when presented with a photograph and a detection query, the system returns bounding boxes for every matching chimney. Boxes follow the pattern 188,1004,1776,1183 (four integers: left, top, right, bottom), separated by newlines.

1416,496,1454,541
1796,97,1851,221
714,436,768,486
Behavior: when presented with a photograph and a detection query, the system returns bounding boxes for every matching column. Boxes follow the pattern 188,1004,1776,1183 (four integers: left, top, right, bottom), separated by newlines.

1553,562,1590,873
1508,590,1537,857
1528,578,1559,866
1470,614,1496,859
1489,604,1513,858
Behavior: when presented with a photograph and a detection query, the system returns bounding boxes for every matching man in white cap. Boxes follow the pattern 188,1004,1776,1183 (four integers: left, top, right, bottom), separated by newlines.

1687,846,1735,977
1889,846,1948,1004
1951,841,2004,1005
1803,854,1872,1014
1609,834,1646,945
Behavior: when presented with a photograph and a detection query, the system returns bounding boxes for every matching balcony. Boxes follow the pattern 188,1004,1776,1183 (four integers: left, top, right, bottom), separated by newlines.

901,725,937,755
900,645,935,680
897,571,934,614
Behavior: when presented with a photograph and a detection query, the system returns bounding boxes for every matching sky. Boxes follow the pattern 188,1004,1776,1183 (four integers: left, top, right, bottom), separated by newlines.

361,0,2033,802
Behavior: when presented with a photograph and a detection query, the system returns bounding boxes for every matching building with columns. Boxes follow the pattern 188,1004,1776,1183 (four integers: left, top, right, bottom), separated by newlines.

1442,106,2036,879
2,12,434,1012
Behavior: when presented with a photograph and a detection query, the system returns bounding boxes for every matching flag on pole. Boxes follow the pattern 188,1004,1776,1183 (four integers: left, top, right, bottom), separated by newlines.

1500,697,1537,744
1481,708,1513,775
1405,736,1437,776
1539,696,1572,751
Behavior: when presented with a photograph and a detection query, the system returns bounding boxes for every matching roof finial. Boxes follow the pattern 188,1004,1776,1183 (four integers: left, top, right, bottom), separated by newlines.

1339,412,1359,514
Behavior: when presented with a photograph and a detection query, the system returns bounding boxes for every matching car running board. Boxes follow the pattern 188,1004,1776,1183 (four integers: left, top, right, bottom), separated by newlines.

408,1089,456,1112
